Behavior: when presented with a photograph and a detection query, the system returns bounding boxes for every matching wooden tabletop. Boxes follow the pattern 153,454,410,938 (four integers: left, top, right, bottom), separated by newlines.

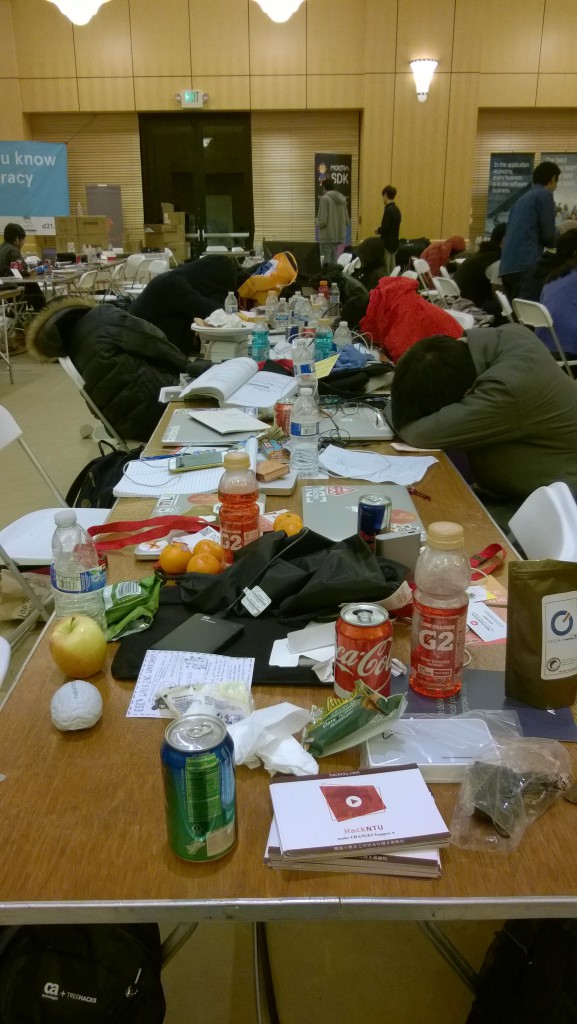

1,407,576,925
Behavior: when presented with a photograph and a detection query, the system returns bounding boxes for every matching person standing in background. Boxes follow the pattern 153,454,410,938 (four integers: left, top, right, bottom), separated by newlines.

316,178,350,266
499,160,560,300
376,185,402,274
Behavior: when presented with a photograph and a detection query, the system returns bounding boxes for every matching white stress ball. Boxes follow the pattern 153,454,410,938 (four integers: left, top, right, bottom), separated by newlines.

50,680,103,731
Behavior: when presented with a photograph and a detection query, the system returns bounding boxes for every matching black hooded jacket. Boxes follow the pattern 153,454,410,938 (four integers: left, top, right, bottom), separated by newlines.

26,299,208,442
130,255,237,354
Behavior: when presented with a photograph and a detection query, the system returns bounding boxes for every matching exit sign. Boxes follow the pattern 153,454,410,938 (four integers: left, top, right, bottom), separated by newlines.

178,90,207,108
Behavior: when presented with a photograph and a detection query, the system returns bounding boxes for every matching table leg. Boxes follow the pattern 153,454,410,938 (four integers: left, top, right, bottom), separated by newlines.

418,921,478,993
0,296,14,384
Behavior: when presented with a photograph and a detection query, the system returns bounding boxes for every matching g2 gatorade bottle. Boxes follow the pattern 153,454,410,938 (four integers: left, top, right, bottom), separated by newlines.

410,521,470,698
218,451,260,565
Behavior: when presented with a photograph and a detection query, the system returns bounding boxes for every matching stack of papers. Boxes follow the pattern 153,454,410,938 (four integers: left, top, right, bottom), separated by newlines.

266,764,449,878
318,445,437,485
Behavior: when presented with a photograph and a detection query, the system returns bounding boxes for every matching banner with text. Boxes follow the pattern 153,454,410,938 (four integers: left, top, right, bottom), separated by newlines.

542,152,577,226
485,153,534,233
315,152,352,245
0,141,69,220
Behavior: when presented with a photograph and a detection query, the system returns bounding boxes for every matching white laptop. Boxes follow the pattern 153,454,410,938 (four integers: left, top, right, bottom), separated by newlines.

161,408,262,446
301,483,424,543
318,403,394,442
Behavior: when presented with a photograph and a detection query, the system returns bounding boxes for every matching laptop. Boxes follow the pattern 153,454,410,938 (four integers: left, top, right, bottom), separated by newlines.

301,483,424,543
161,408,260,446
318,404,394,442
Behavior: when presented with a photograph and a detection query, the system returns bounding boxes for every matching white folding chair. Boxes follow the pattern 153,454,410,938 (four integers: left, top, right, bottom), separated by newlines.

412,258,441,302
389,265,401,277
146,258,170,279
440,266,452,280
444,308,475,331
58,356,131,449
0,405,109,647
512,298,573,377
433,276,461,304
508,482,577,560
401,269,418,279
71,269,100,297
92,261,127,302
495,290,515,323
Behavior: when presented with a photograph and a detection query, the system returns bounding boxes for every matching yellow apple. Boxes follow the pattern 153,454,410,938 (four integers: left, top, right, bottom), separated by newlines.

49,615,107,678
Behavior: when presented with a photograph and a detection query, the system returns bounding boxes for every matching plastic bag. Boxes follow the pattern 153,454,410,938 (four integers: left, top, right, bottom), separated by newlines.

238,252,298,306
451,737,572,853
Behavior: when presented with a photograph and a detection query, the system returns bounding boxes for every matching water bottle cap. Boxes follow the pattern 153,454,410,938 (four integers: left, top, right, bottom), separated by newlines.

54,510,77,528
339,321,347,327
223,451,250,469
426,521,465,550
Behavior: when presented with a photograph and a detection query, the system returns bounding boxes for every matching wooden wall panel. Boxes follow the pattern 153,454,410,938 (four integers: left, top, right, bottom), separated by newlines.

537,75,577,107
540,0,577,73
249,2,305,75
363,0,397,74
391,71,451,238
11,0,76,78
451,0,483,72
359,75,395,237
195,78,251,110
478,75,538,108
130,0,191,78
134,78,191,111
307,0,370,75
190,0,249,76
396,0,455,72
0,81,27,139
78,78,135,112
250,77,306,109
20,79,79,113
441,73,480,237
479,0,544,74
1,0,18,78
73,0,132,77
306,76,365,109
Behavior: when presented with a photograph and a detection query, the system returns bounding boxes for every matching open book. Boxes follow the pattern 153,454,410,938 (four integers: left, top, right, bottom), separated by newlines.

179,357,297,410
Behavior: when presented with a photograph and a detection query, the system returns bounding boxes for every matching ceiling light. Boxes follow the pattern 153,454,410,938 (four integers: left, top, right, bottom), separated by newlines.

252,0,305,24
45,0,113,26
410,59,438,102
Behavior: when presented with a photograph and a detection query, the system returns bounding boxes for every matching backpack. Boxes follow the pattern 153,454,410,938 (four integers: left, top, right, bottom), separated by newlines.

66,441,144,509
0,924,166,1022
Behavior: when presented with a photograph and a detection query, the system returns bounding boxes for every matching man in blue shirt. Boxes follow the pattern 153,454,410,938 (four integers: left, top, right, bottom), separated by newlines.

500,161,560,300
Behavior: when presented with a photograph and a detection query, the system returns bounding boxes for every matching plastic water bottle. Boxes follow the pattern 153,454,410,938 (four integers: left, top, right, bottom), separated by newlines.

295,295,311,330
334,321,353,350
274,297,290,335
291,335,316,390
224,291,238,315
265,291,279,327
218,451,261,565
288,291,302,325
50,510,107,630
251,317,270,362
314,321,334,360
328,282,341,318
289,387,321,477
410,521,470,699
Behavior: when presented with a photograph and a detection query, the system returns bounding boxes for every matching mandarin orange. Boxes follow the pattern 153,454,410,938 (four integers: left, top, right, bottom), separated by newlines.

273,512,303,537
186,553,223,575
193,538,226,563
158,541,192,575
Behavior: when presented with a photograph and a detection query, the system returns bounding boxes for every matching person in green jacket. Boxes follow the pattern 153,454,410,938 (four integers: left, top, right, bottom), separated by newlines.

389,324,577,525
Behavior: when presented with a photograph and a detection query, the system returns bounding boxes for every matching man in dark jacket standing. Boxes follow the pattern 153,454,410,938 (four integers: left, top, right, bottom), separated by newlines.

376,186,402,274
316,179,350,266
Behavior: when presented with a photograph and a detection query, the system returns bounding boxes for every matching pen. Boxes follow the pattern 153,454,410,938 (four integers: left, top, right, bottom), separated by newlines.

407,486,431,500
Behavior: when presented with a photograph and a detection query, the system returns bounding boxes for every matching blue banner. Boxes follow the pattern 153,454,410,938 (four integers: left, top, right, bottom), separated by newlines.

542,152,577,226
485,153,534,233
0,141,69,216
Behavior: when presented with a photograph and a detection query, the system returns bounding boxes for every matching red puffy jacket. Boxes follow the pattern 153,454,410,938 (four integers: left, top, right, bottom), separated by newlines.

420,235,466,277
359,276,463,362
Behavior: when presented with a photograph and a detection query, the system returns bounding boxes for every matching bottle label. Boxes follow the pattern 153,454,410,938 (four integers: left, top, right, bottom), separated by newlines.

290,422,319,438
50,565,106,594
410,597,468,692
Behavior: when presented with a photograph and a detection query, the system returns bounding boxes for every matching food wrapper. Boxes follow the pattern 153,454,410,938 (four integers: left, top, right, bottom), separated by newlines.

305,682,407,758
158,682,253,726
103,575,161,641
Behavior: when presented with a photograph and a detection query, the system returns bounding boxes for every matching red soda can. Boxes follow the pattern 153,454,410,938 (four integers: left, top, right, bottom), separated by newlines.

75,253,81,264
334,603,393,698
10,262,18,270
274,399,293,436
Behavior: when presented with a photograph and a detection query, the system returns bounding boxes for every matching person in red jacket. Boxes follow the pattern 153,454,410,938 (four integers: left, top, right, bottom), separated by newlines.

420,235,466,277
359,276,463,362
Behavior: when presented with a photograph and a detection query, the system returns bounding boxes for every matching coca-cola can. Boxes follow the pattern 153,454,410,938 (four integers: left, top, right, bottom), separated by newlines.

334,603,393,698
274,399,293,436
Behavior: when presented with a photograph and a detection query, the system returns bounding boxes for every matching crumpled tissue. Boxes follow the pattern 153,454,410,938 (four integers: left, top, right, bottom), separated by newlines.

228,703,318,776
204,309,244,329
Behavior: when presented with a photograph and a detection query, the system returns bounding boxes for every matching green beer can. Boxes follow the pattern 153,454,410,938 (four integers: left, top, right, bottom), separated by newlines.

161,715,236,862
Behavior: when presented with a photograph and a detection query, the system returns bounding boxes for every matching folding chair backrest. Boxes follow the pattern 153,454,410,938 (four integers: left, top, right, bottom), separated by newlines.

512,298,573,376
0,404,66,504
433,276,461,300
495,290,514,322
146,259,170,279
74,269,99,295
508,482,577,560
390,265,401,277
123,254,147,284
58,357,129,449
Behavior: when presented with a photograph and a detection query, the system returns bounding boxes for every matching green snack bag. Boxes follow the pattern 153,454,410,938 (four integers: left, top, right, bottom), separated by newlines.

103,575,161,641
305,681,406,757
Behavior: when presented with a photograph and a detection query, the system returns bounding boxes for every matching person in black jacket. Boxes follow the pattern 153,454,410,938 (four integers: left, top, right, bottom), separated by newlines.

376,186,402,274
25,298,210,442
130,255,237,355
454,223,506,310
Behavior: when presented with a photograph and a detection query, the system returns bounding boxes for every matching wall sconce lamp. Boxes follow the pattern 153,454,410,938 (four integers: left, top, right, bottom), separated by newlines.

410,59,438,102
252,0,305,23
45,0,113,26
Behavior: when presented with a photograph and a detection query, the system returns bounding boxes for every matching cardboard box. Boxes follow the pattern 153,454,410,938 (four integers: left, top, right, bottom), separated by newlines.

55,234,78,252
77,233,109,249
77,215,108,232
54,216,77,236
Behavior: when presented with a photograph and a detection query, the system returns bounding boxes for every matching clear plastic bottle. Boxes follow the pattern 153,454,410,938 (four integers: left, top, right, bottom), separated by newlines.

410,521,470,699
288,290,302,325
218,451,261,565
295,295,311,330
251,317,270,362
265,290,279,327
224,291,238,315
289,386,321,477
333,321,353,350
291,334,316,390
318,280,330,303
50,510,107,630
328,281,341,318
274,296,290,335
314,320,334,360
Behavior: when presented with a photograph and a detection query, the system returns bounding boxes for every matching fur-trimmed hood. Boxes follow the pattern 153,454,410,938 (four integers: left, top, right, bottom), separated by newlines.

26,297,97,362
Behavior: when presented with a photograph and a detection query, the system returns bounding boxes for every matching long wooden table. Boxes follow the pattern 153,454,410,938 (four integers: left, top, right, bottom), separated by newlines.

1,410,576,927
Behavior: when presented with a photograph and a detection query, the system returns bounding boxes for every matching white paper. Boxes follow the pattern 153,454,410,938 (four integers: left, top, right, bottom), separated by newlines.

391,442,441,453
127,650,254,718
467,602,508,643
318,444,437,485
287,622,336,654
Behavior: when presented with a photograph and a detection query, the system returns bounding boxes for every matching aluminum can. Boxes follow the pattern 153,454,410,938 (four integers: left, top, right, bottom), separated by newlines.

334,602,393,698
161,714,236,862
274,398,293,436
357,494,391,552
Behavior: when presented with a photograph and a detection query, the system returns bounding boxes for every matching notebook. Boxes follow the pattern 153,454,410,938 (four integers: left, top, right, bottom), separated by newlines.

301,483,424,543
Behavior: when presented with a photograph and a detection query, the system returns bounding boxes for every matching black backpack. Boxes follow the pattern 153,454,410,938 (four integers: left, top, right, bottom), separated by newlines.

66,441,144,509
0,924,166,1022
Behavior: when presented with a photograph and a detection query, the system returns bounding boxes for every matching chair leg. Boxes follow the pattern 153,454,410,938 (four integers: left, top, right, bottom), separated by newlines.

0,549,54,649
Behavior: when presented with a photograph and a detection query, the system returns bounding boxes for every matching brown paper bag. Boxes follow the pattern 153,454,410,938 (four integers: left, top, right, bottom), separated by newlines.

505,559,577,709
